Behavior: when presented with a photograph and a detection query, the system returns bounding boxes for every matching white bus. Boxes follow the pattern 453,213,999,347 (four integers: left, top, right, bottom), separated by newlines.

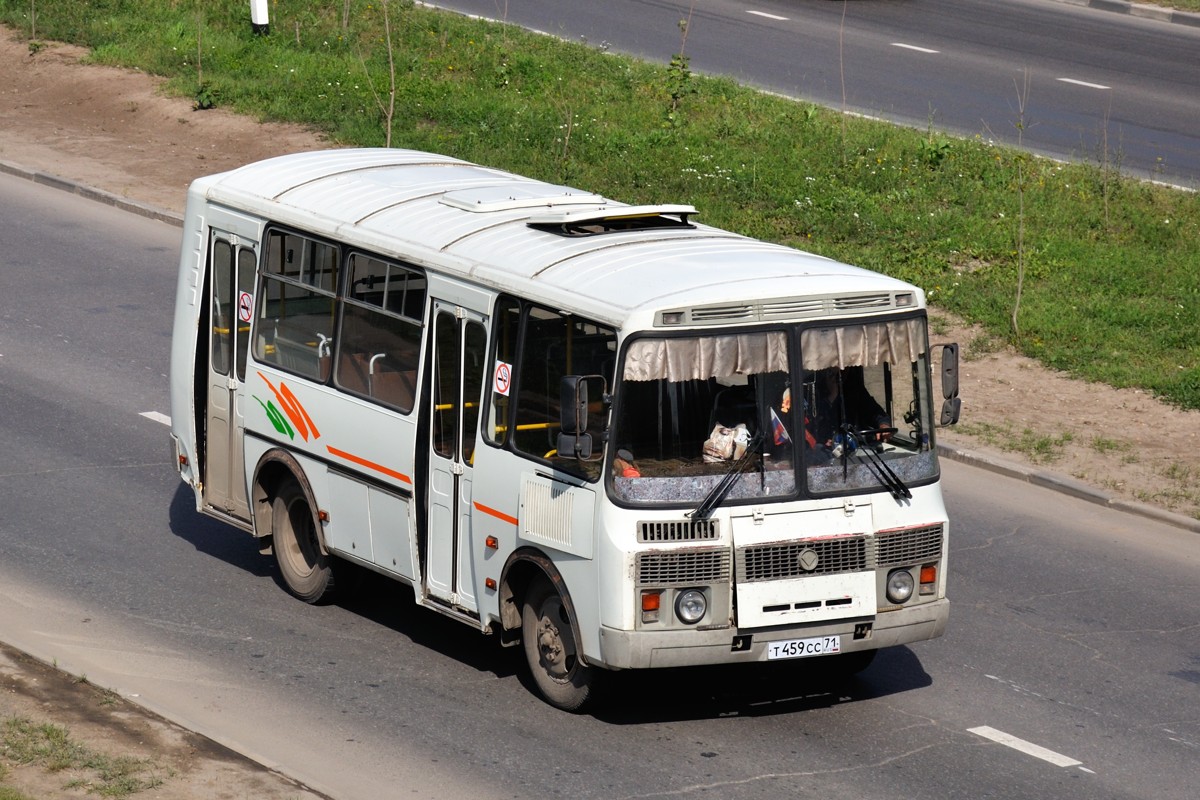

170,148,961,711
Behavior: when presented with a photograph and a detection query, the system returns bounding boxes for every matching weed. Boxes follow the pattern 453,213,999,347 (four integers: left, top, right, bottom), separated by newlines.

919,135,951,168
955,421,1072,464
1089,436,1130,455
1162,462,1193,484
1,715,167,798
193,81,217,110
664,13,694,129
963,333,1005,361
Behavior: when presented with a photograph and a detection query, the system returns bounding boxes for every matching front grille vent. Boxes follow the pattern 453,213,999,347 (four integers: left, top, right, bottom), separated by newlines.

738,536,868,582
833,293,892,310
638,519,719,543
876,524,943,567
637,549,731,586
690,304,753,322
659,292,904,327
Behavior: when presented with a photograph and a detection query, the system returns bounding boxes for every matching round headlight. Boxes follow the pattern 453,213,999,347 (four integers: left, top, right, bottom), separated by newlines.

886,569,915,604
674,589,707,625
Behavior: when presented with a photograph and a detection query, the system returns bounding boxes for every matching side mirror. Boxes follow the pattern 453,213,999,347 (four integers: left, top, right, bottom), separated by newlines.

557,375,593,459
935,343,961,426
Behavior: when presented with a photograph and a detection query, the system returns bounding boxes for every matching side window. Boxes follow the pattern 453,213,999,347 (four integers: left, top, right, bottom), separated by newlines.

462,320,487,465
253,228,338,382
509,303,616,481
484,296,521,446
210,238,233,377
334,253,425,412
234,246,256,383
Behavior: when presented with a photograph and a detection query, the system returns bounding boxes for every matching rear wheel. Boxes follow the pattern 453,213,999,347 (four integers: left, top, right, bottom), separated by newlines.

521,578,595,712
272,481,335,603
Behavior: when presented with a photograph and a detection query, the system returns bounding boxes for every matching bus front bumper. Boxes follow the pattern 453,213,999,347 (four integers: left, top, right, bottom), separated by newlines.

596,598,948,670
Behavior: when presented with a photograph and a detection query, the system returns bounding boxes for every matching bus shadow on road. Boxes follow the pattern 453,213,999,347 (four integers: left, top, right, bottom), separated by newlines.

168,483,931,712
167,483,275,578
586,647,933,724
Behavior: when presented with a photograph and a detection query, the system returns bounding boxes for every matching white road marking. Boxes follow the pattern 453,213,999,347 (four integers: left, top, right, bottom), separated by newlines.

892,42,939,54
968,726,1083,768
1058,77,1110,90
747,10,788,21
140,411,172,426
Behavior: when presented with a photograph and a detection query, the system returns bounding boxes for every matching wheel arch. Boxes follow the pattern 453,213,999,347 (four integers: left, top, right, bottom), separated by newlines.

251,448,329,556
498,548,576,645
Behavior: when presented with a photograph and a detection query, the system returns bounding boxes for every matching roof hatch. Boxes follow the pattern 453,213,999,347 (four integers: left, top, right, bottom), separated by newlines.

440,184,607,213
526,204,698,237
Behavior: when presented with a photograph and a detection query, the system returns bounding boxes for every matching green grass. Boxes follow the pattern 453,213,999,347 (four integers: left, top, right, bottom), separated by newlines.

2,0,1198,409
956,421,1076,464
1158,0,1200,10
1,716,165,797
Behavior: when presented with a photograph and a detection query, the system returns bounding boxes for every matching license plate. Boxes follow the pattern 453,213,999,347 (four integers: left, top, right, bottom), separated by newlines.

766,635,841,660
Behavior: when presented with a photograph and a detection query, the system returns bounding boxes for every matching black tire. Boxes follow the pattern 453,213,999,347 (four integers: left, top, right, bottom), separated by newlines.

272,481,335,603
521,578,595,712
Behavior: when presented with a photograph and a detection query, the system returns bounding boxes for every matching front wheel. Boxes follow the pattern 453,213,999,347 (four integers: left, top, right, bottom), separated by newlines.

521,578,596,712
271,481,336,604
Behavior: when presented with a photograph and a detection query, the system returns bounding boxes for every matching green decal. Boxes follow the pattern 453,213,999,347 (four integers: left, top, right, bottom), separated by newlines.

254,396,295,439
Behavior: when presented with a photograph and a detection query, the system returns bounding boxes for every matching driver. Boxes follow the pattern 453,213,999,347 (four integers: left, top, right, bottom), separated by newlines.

805,367,892,452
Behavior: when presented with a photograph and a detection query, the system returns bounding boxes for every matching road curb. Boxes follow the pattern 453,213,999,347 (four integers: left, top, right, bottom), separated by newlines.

0,158,184,226
1059,0,1200,27
938,444,1200,534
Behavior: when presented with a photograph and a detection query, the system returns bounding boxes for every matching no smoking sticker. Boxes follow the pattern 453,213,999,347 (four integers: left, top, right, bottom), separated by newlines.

493,360,512,396
237,291,254,323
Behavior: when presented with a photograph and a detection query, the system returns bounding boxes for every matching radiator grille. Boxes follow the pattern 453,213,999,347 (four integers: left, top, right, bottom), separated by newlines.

637,549,731,586
638,519,719,543
738,536,868,582
876,524,943,567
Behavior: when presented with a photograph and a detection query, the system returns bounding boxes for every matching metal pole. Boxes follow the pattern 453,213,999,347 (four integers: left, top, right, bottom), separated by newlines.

250,0,269,36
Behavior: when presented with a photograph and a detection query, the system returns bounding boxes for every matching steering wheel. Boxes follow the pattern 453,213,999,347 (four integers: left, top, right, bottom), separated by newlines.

855,426,897,443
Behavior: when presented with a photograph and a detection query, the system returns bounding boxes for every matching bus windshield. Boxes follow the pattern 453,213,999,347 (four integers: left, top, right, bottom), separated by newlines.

609,317,939,506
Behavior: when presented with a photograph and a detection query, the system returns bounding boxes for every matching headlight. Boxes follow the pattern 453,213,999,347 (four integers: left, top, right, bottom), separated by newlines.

886,569,915,604
674,588,707,624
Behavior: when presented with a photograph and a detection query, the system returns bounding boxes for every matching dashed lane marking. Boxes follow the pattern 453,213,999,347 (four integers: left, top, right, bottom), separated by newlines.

968,726,1084,769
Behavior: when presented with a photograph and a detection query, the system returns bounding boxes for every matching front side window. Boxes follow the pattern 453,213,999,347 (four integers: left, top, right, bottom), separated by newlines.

484,297,616,481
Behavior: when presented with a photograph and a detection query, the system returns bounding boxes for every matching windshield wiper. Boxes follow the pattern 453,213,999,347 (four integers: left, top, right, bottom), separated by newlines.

689,430,765,520
838,425,912,501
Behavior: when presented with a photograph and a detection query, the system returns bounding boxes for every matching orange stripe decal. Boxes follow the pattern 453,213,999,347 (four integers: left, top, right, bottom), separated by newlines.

280,381,321,440
257,372,319,442
473,501,519,527
327,446,413,484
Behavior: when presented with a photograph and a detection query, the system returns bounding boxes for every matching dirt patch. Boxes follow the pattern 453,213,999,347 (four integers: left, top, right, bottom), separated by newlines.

0,31,326,213
0,642,327,800
1,21,1198,798
933,313,1200,519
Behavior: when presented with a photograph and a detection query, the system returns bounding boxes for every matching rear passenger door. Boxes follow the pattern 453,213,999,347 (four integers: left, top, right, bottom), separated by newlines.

203,229,256,522
425,303,488,610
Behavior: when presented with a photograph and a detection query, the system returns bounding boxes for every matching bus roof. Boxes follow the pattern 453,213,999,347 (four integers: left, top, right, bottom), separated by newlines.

192,148,923,329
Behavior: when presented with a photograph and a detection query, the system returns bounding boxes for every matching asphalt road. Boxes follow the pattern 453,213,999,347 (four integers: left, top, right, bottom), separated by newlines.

0,172,1197,799
430,0,1200,186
